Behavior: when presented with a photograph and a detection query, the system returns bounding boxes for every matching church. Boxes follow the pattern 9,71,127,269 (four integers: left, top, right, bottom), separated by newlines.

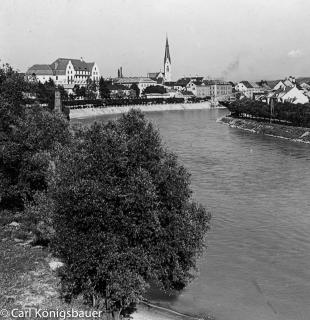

147,36,172,83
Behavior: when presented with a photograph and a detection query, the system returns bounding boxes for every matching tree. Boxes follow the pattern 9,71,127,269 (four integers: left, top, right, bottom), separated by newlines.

52,109,210,319
86,78,97,99
130,83,140,98
142,85,166,95
0,103,71,210
73,85,86,99
99,77,111,99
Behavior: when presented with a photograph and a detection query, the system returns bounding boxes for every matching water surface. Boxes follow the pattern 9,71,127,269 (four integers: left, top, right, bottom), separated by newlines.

75,109,310,320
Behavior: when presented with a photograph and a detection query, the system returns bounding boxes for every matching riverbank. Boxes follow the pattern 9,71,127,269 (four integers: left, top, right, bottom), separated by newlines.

219,116,310,143
70,102,216,119
0,219,207,320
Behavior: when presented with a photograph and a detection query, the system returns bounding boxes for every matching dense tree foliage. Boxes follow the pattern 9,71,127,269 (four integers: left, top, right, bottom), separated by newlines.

99,77,111,99
227,98,310,127
0,63,71,211
130,83,140,98
51,110,210,319
142,85,167,95
34,78,68,109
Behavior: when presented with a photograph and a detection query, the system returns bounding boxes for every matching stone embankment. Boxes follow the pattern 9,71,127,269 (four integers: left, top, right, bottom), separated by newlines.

219,116,310,144
70,102,215,119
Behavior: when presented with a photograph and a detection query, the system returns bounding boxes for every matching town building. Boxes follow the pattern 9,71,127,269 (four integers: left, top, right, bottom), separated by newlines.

107,84,134,98
235,81,264,99
26,58,100,87
114,77,157,95
147,72,165,84
268,86,309,104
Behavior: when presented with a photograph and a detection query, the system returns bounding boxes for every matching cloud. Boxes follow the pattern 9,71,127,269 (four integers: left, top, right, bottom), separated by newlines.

288,49,303,58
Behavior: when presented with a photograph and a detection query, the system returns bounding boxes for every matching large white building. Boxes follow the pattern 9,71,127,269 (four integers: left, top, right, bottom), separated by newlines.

26,58,100,86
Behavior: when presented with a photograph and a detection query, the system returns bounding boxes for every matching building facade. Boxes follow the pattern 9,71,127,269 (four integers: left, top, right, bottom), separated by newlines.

114,77,157,95
26,58,100,86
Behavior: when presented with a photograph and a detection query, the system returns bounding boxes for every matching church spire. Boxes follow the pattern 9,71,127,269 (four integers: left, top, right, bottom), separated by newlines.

164,35,171,64
164,35,172,82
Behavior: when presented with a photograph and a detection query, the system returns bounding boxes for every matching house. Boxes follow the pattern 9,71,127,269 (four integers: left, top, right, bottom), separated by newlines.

147,72,165,84
277,86,309,104
26,58,100,87
195,84,211,98
186,80,203,94
235,81,264,99
267,86,309,104
107,84,133,98
205,80,233,98
114,77,157,96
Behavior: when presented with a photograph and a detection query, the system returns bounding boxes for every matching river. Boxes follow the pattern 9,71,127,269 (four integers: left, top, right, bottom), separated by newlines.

73,108,310,320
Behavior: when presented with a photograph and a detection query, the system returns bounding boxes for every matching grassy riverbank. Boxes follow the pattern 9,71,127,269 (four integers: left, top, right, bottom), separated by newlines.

70,102,214,119
0,218,210,320
219,116,310,144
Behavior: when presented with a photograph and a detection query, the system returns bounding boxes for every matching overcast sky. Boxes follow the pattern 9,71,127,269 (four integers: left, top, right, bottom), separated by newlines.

1,0,310,81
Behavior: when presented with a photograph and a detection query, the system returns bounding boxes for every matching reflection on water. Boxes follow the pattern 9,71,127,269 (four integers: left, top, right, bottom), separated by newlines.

75,109,310,320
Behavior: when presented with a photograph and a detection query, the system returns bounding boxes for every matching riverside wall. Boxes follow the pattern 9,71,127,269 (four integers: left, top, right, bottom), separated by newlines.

219,116,310,144
70,102,216,119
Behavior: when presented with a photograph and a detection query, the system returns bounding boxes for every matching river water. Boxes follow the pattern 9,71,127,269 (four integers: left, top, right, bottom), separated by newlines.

74,109,310,320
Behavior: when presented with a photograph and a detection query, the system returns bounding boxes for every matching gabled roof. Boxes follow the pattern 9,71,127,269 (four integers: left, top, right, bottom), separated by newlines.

249,82,263,89
50,58,90,75
86,62,95,70
239,81,253,88
265,80,281,89
26,64,53,75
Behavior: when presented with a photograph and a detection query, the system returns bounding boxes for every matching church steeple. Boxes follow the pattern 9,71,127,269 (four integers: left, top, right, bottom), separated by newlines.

164,36,171,64
164,35,172,82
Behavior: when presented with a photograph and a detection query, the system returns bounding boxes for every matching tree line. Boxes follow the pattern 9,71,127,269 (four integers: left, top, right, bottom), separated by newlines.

0,63,211,320
226,98,310,127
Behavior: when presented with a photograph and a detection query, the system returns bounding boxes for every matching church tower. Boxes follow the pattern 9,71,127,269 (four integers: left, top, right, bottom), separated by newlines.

164,36,172,82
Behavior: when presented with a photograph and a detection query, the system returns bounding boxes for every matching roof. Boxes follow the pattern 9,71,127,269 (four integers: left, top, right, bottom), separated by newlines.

115,77,157,84
147,72,164,79
50,58,91,75
265,80,281,90
26,64,53,75
239,81,253,88
86,62,95,70
296,77,310,85
203,80,232,86
175,78,191,86
249,82,263,89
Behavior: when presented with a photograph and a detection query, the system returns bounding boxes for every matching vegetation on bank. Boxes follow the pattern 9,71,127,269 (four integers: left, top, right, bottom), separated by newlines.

226,98,310,127
62,97,192,109
0,63,211,320
220,116,310,143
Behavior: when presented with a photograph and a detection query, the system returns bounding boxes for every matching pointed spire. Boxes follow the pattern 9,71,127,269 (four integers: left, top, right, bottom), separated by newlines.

164,35,171,64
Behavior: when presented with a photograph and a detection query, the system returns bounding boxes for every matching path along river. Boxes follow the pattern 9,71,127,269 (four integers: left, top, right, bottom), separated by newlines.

74,108,310,320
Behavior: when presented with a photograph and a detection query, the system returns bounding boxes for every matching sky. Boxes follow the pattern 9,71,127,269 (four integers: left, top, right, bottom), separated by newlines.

1,0,310,81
